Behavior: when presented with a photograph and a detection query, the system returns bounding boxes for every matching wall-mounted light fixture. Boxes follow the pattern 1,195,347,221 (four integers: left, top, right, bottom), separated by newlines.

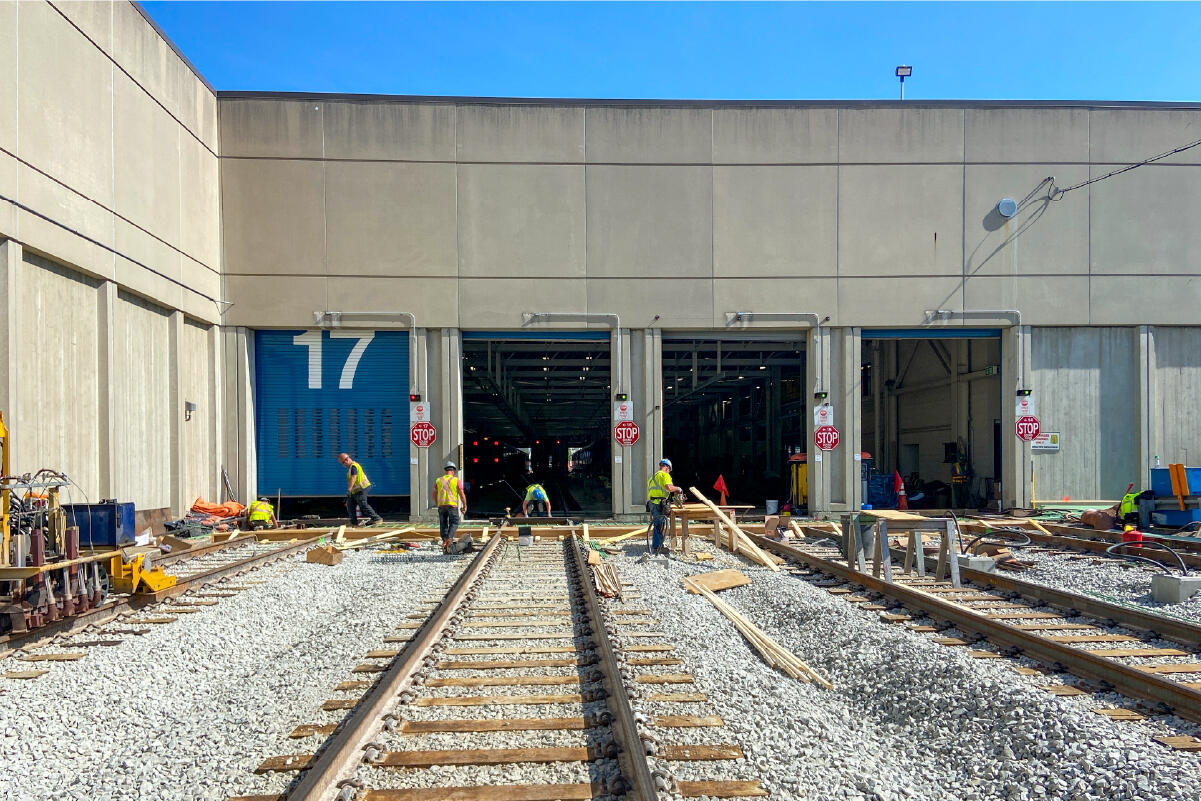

184,401,197,421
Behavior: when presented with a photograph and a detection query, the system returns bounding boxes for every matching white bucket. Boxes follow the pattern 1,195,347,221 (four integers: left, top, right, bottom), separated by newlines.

518,534,534,547
765,500,779,515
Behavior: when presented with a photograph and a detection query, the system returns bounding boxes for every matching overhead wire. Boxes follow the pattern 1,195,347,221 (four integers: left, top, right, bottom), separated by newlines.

1050,135,1201,200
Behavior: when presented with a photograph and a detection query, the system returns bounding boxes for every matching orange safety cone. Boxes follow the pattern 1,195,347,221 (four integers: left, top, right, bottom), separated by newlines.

894,471,908,510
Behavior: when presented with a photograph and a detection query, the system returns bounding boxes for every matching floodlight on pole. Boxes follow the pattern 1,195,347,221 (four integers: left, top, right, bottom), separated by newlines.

895,65,912,100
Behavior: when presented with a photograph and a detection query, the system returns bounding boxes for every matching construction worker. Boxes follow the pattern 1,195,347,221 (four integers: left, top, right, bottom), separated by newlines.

951,454,970,509
522,482,552,517
431,461,467,552
338,452,383,527
247,497,277,530
646,457,682,555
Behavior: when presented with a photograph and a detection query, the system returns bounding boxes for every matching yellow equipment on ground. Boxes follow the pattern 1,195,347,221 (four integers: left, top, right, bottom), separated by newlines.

108,549,177,594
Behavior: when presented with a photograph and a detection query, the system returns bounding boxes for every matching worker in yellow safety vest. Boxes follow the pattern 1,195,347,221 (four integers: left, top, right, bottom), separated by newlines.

522,482,552,517
247,497,277,530
431,461,467,552
646,458,682,554
338,452,383,527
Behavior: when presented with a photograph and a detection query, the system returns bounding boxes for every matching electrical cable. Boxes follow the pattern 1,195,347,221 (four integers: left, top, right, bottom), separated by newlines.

1050,136,1201,200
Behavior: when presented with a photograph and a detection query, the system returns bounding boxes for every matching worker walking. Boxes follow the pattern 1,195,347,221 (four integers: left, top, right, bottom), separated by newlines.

338,452,383,527
432,461,467,552
646,457,682,555
522,482,552,517
247,497,277,530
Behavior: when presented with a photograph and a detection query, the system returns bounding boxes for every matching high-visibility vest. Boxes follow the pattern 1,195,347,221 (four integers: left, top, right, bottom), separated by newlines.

647,470,672,501
1119,491,1140,519
435,475,461,507
248,500,273,522
348,461,371,492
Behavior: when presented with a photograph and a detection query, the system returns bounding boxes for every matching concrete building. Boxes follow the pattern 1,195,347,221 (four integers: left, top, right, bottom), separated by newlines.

5,1,1201,524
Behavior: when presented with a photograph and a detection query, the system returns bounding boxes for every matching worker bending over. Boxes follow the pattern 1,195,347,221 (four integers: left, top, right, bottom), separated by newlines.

522,482,552,517
646,457,682,555
338,452,383,527
247,497,277,530
432,461,467,552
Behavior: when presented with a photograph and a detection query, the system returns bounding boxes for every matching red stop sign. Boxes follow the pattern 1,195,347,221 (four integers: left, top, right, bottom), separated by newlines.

614,420,640,446
814,425,840,451
1016,416,1040,442
410,421,437,448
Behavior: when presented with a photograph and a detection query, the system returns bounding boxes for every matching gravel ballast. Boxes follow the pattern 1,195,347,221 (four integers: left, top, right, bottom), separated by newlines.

618,540,1201,801
0,545,466,801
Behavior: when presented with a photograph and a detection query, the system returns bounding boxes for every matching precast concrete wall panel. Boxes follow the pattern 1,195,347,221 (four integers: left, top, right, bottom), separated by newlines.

585,107,712,163
962,275,1092,326
15,253,102,496
1090,166,1201,277
838,108,965,163
0,2,17,157
220,158,326,276
219,98,323,159
456,105,584,163
964,108,1089,163
114,290,172,509
713,166,837,278
323,101,455,161
181,318,215,502
711,107,838,164
1030,327,1138,501
326,161,457,277
1152,327,1201,467
457,164,585,278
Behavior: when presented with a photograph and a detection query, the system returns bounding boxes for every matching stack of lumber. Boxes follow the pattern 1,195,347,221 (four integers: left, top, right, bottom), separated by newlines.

688,488,780,571
682,575,832,689
591,562,622,598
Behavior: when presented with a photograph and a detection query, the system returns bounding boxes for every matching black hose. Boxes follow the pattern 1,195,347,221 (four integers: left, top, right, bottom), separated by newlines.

1103,540,1189,576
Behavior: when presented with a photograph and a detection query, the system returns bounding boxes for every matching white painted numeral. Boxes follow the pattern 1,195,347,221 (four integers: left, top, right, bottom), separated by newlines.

292,331,322,389
330,331,375,389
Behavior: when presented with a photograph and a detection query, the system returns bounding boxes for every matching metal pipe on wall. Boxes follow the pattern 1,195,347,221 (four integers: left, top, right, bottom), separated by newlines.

313,310,420,396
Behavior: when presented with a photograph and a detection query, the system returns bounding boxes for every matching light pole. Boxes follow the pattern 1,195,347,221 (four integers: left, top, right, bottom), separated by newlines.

895,65,912,100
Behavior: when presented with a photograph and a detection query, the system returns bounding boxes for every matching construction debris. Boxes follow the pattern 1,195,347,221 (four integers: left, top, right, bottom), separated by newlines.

682,575,832,688
684,569,751,594
305,545,344,566
688,487,780,571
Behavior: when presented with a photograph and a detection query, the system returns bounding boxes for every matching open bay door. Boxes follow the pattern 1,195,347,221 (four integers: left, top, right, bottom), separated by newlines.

255,330,410,498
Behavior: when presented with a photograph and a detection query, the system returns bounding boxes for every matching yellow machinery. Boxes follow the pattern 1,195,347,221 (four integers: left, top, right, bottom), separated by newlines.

1,411,10,567
788,453,809,510
108,550,177,594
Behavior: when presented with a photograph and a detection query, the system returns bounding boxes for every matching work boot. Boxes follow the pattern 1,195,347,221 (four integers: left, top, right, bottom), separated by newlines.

370,517,384,527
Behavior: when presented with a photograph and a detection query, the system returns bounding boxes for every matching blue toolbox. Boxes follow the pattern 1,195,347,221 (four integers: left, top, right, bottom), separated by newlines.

61,501,137,547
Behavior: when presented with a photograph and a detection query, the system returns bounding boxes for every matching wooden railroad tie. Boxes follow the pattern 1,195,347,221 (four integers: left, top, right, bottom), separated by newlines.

335,779,768,800
1093,708,1145,721
427,676,581,688
1137,663,1201,674
413,693,584,707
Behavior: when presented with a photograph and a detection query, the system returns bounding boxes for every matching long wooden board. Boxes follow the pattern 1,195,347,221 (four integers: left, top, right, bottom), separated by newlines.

361,785,599,801
647,692,707,702
637,673,695,684
684,569,751,594
436,658,582,670
413,693,583,707
660,745,743,761
401,718,589,734
1137,663,1201,674
427,676,580,688
677,780,768,798
446,647,578,655
377,747,591,766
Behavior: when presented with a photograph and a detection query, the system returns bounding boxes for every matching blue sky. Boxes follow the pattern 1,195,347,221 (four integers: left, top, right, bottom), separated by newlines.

141,2,1201,101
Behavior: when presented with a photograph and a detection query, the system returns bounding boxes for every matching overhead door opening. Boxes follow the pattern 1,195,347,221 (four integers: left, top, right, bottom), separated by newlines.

461,333,612,517
255,329,410,518
662,337,805,511
861,330,1002,510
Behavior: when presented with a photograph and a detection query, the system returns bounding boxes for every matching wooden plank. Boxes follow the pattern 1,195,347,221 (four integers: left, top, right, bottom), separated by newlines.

676,780,768,798
1093,708,1146,721
352,664,388,674
968,650,1004,659
1154,735,1201,751
289,723,337,738
335,680,371,691
934,637,969,646
131,616,178,624
1044,634,1139,644
377,746,591,767
366,650,400,659
637,673,694,684
628,657,684,666
462,621,572,628
624,645,675,653
255,754,313,773
1012,623,1096,631
1044,685,1088,696
413,693,583,707
4,670,48,679
1137,663,1201,674
361,784,598,801
611,609,652,615
427,676,580,688
471,611,571,619
401,718,589,734
322,699,358,710
661,744,743,760
1091,647,1188,657
445,647,577,655
436,658,582,670
1014,667,1043,676
17,653,87,662
453,634,575,641
983,611,1064,620
653,714,724,728
647,692,708,702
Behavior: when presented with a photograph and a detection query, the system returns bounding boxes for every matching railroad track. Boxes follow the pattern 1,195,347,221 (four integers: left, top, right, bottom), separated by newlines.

1,533,322,662
241,535,765,801
752,533,1201,747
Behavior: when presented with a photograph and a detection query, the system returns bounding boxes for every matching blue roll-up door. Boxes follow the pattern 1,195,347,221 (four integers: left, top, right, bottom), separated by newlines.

255,330,410,497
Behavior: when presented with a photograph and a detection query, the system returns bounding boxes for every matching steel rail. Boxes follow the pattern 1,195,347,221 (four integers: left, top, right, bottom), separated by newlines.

284,533,503,801
565,534,660,801
156,532,259,566
0,535,322,656
751,535,1201,723
952,564,1201,647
